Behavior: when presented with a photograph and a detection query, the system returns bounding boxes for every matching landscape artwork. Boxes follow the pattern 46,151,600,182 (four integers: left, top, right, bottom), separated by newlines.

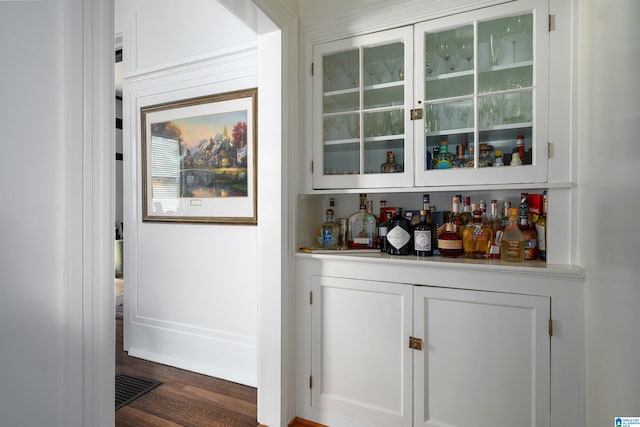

141,88,257,224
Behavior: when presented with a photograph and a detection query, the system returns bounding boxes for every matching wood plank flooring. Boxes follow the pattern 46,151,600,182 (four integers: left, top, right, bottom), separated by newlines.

115,318,259,426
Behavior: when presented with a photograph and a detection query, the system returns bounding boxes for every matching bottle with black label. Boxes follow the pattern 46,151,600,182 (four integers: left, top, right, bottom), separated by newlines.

386,208,411,255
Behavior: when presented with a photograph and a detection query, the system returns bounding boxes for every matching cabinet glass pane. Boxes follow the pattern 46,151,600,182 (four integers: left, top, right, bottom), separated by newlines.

319,35,408,181
422,13,535,171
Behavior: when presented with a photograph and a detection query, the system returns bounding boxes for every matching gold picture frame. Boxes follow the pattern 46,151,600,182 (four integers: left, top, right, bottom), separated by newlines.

141,88,257,224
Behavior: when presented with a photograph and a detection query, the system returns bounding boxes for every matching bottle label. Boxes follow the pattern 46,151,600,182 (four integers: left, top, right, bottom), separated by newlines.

322,230,333,246
414,230,432,251
437,239,463,250
379,226,388,237
435,159,452,169
387,225,410,249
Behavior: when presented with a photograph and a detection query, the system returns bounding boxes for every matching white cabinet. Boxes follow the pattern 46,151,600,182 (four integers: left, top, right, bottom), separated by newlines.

413,286,550,427
310,276,413,427
303,265,553,427
309,0,549,190
312,27,414,189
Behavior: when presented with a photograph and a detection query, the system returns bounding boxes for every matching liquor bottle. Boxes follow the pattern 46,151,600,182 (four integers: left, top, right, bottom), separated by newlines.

413,210,435,257
347,194,377,249
378,211,393,253
518,193,538,260
460,195,472,225
449,195,463,230
338,218,348,250
422,193,430,212
437,222,463,258
433,140,454,169
380,151,404,173
501,208,525,262
321,207,339,249
462,210,494,259
536,191,547,261
488,199,504,259
386,208,411,255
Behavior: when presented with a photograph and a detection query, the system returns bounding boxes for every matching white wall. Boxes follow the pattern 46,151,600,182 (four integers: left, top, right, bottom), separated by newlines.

578,0,640,425
119,1,262,386
0,3,68,425
1,1,114,426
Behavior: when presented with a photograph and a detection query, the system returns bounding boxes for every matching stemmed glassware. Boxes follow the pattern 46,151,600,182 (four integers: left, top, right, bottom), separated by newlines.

425,48,434,75
343,54,358,87
457,102,470,127
458,35,474,70
323,58,336,92
383,55,403,82
502,15,523,63
437,31,457,72
443,102,454,128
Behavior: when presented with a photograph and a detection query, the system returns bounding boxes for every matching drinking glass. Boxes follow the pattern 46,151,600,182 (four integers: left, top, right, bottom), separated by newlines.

383,55,403,82
457,102,470,127
503,16,523,63
347,114,359,138
323,58,336,91
489,33,500,66
458,36,474,70
343,54,358,87
443,102,454,128
437,31,457,72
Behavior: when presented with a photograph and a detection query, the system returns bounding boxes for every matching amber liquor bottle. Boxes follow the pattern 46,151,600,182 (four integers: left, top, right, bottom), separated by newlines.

462,210,494,259
347,194,378,249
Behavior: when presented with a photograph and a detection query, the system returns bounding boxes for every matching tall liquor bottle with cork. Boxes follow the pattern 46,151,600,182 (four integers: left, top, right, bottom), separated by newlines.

347,194,377,249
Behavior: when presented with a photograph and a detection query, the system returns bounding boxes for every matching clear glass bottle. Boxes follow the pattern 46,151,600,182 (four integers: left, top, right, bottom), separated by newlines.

462,210,494,259
501,208,525,262
432,140,454,169
347,194,377,249
386,208,411,255
536,191,547,261
338,218,348,250
380,151,403,173
413,210,435,257
488,199,504,259
321,207,339,249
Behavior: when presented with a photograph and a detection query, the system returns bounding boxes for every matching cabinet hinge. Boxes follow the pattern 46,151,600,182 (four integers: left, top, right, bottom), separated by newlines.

547,142,552,159
311,160,314,173
309,375,313,389
311,62,314,76
410,108,423,121
549,14,554,31
310,291,313,305
549,319,553,336
409,337,423,351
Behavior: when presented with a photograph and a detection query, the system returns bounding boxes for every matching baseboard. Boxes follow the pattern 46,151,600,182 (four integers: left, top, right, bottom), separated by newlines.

128,321,257,387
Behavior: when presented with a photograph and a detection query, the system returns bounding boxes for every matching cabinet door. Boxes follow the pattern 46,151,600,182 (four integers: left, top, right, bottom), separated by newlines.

311,276,413,427
413,286,550,427
414,0,549,186
313,27,414,189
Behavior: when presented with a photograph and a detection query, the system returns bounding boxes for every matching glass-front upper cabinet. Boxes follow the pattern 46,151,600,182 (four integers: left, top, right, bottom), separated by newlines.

414,2,549,187
312,27,414,189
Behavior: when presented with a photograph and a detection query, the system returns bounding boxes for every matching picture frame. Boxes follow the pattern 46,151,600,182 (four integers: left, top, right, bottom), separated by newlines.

141,88,257,224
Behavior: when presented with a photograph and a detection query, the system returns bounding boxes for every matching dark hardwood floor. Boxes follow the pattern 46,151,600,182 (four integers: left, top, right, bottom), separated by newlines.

115,318,259,426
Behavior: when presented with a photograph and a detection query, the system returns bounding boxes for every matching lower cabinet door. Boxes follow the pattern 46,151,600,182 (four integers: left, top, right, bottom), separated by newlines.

413,286,551,427
311,275,413,427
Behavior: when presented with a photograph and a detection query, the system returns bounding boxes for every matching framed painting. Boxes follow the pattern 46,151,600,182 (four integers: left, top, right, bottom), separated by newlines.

141,88,257,224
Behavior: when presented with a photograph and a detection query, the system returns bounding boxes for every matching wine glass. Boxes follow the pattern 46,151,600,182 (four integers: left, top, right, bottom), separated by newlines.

443,102,454,128
457,102,470,127
323,58,336,91
458,36,474,70
343,54,358,87
502,15,523,63
383,55,402,82
347,114,359,138
489,33,500,66
425,48,434,75
437,31,457,72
